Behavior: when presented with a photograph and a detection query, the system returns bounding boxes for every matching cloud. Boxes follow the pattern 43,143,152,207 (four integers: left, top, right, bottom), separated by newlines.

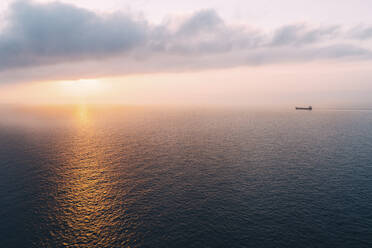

348,26,372,40
0,1,148,70
270,24,339,46
148,10,263,55
0,1,372,83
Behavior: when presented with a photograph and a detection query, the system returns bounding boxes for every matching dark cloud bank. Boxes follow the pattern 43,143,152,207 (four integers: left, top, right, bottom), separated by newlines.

1,0,372,83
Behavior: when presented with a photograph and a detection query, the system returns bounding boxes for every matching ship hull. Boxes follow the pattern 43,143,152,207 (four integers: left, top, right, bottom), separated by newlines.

295,107,312,110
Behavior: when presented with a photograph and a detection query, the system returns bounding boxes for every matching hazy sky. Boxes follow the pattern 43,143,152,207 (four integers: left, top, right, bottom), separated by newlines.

1,0,372,106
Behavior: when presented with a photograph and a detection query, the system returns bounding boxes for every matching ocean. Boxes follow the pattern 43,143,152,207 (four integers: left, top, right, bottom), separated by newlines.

0,105,371,247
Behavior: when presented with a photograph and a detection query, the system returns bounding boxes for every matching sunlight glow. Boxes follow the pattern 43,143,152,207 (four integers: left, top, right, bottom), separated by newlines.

57,79,105,98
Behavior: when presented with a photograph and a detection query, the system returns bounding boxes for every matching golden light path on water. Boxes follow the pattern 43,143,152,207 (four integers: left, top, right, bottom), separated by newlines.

44,105,137,247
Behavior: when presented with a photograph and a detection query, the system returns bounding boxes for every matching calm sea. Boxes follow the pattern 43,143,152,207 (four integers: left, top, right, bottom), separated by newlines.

0,106,371,248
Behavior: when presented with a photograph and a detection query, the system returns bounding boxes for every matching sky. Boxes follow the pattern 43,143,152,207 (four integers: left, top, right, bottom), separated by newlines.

1,0,372,106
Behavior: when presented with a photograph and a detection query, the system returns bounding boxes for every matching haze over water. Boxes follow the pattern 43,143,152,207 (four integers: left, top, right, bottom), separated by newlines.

1,105,371,247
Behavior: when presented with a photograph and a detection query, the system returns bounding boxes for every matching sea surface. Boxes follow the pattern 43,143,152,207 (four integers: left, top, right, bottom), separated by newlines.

0,105,372,248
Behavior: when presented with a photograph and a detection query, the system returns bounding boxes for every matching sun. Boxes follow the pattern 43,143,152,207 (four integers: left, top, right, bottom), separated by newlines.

57,79,105,98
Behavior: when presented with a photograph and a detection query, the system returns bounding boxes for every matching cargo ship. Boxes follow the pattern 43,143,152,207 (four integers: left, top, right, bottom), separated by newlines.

295,106,312,110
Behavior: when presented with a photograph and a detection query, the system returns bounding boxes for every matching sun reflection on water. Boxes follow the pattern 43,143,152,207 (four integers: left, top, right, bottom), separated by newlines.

44,105,134,247
75,104,90,126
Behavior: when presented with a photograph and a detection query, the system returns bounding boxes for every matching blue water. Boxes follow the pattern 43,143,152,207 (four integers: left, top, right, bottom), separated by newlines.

0,106,372,247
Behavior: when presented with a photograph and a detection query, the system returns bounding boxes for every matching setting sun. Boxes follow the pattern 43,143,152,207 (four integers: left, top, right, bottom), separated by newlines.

57,79,105,98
